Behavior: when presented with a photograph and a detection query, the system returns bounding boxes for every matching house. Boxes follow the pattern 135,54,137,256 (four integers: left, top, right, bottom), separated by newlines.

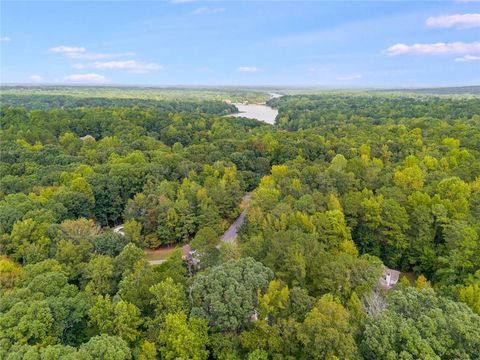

113,224,125,236
379,267,400,289
181,244,191,259
80,134,95,141
250,309,258,322
182,244,201,275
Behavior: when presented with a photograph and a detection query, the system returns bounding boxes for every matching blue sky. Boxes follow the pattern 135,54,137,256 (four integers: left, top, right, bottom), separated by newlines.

1,1,479,87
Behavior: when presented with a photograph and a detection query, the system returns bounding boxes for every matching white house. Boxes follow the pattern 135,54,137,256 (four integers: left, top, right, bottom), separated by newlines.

379,267,400,289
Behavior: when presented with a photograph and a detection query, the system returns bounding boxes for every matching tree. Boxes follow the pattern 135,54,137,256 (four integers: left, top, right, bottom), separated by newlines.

77,334,131,360
89,231,129,257
191,257,273,332
247,349,269,360
3,343,77,360
361,310,437,359
458,282,480,315
27,271,75,298
190,226,219,252
435,220,479,284
17,259,64,285
52,190,92,219
362,287,480,359
118,260,159,311
123,219,143,247
113,301,143,344
0,193,37,235
154,249,188,286
435,177,471,219
0,300,55,346
379,199,410,267
45,291,91,346
173,193,196,243
195,188,221,231
54,239,90,279
41,344,78,359
70,177,95,207
114,243,146,277
297,294,358,359
157,206,178,245
218,241,241,264
57,218,100,243
261,230,313,287
149,277,187,317
190,226,220,268
394,163,425,193
88,296,142,344
137,340,157,360
258,279,289,324
0,256,22,288
405,192,436,275
7,219,51,264
84,255,115,295
208,333,242,360
308,252,383,301
313,209,353,251
159,312,209,360
285,286,315,321
54,218,97,277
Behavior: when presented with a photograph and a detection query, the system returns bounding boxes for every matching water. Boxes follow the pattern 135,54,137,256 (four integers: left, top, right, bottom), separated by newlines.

229,103,279,124
269,92,283,99
227,93,282,125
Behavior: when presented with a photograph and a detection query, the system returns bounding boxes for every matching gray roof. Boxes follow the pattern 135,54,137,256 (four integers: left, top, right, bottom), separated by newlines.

379,267,401,289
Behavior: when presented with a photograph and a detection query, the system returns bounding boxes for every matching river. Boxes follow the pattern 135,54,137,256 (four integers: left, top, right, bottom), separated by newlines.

227,92,282,125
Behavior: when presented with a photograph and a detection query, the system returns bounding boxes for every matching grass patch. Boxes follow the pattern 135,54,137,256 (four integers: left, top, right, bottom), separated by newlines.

144,246,176,262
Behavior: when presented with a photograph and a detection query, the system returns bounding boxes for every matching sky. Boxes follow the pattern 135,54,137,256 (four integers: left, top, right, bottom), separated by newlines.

1,1,479,87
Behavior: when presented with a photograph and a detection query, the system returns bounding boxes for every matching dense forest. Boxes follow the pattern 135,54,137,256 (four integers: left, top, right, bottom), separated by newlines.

1,88,479,359
0,86,272,104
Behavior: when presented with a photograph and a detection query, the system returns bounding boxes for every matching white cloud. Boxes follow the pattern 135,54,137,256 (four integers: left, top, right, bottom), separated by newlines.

236,66,261,73
29,75,43,82
336,74,363,81
454,55,480,62
192,7,225,15
385,41,480,56
49,45,135,60
1,36,11,43
63,73,108,83
76,60,162,74
426,14,480,29
72,52,135,60
49,45,86,54
52,46,159,75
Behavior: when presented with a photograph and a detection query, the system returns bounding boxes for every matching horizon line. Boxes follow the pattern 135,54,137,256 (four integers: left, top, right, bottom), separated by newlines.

1,83,480,91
